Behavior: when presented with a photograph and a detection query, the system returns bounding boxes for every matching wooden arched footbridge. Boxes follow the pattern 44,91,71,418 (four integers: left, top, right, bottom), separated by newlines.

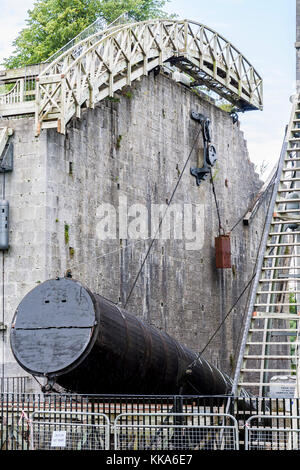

0,18,263,135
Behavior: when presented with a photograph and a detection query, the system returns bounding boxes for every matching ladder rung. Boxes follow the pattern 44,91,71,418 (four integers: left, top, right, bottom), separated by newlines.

280,178,300,183
239,382,296,386
271,220,299,224
285,158,300,162
241,369,296,373
264,255,300,259
252,313,300,319
275,209,300,213
254,302,300,306
269,232,300,236
249,329,299,332
266,242,300,247
247,342,300,346
244,355,296,359
257,290,300,294
276,199,300,203
278,166,300,172
259,278,300,282
277,189,300,194
261,266,300,271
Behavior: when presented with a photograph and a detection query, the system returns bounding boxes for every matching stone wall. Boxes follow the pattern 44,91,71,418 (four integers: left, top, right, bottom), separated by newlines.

0,71,270,390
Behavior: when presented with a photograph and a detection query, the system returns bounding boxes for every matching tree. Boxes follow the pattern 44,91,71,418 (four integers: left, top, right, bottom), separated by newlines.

3,0,172,69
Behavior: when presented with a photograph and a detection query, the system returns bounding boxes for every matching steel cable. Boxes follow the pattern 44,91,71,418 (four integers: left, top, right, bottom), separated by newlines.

123,126,203,308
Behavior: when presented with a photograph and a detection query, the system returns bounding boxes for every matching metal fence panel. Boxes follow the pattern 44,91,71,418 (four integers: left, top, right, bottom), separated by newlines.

114,413,239,451
0,377,30,394
29,411,110,450
4,394,300,450
245,415,300,450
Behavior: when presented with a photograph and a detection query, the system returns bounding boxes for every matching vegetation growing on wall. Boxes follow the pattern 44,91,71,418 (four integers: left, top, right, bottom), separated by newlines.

64,223,69,244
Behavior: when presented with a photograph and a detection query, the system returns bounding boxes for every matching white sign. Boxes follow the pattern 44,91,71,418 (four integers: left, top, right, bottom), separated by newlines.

51,430,67,447
269,376,296,399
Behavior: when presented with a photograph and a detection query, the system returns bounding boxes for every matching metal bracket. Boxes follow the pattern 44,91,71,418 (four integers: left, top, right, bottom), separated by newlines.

230,111,239,124
42,376,56,392
190,111,217,186
0,138,13,173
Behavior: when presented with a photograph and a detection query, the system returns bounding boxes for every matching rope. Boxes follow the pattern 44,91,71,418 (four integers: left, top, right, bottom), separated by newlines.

67,237,152,271
31,374,44,389
229,160,279,233
210,168,224,236
200,273,256,356
184,168,277,380
229,283,252,376
185,273,256,377
123,126,203,308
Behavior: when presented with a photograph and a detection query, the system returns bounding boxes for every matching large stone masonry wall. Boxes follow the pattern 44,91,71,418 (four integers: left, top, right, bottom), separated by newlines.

0,118,48,385
0,71,269,389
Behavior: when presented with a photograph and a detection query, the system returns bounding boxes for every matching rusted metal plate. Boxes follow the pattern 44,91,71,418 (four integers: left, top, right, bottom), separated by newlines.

215,234,232,269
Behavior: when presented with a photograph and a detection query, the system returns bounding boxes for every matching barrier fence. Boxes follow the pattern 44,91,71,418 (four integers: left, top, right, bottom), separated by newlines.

114,412,239,451
29,411,110,450
245,415,300,451
0,377,30,394
1,394,300,450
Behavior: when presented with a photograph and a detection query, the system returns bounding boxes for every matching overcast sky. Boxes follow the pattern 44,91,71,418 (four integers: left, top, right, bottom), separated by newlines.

0,0,296,178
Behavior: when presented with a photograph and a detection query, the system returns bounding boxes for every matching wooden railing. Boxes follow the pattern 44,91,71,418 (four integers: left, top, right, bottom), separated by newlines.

0,19,263,133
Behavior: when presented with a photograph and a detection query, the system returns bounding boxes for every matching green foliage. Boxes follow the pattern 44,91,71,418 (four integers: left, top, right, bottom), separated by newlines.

106,96,120,102
116,134,123,149
3,0,172,69
64,223,69,244
219,102,235,113
124,90,133,99
0,83,15,94
289,293,296,315
100,0,171,22
211,162,220,181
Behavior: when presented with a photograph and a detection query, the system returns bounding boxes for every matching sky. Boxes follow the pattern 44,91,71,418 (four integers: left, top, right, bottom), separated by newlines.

0,0,296,178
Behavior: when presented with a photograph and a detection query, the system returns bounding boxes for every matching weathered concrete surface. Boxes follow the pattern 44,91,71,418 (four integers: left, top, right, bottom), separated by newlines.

0,72,270,391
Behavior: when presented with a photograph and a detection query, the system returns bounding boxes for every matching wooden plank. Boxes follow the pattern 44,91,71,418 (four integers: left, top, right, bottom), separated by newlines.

0,101,35,116
0,64,47,81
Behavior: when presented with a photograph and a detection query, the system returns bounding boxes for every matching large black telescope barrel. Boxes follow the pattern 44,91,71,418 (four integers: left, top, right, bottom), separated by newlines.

10,277,238,395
